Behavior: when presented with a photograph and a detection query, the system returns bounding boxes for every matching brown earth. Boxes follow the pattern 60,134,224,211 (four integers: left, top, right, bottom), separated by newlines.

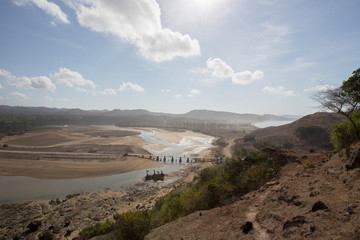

146,144,360,240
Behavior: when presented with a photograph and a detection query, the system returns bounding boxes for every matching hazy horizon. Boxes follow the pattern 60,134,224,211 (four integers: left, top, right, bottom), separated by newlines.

1,0,359,116
0,104,306,117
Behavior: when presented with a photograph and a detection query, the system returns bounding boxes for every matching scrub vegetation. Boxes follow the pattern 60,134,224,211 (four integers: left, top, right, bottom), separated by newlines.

79,149,284,240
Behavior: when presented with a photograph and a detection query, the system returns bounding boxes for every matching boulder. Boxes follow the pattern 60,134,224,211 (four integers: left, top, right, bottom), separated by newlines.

346,148,360,170
26,220,42,232
241,221,253,234
311,201,328,212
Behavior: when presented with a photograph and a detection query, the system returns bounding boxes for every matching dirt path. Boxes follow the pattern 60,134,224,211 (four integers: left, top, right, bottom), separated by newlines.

244,181,282,240
223,137,236,157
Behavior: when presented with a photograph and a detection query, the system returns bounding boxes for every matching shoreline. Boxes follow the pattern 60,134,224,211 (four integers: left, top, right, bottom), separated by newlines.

0,162,212,240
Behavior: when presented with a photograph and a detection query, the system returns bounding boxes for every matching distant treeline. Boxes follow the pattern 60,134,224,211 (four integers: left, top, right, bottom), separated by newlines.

115,115,253,135
0,114,254,137
0,115,120,135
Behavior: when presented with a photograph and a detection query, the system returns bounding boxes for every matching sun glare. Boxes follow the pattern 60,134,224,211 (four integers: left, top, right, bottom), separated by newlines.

192,0,221,11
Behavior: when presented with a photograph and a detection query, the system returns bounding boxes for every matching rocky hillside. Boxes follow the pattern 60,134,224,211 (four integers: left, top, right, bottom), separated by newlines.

146,145,360,239
239,112,345,152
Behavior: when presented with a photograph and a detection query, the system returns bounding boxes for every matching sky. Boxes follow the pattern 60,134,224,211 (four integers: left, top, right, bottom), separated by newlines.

0,0,359,116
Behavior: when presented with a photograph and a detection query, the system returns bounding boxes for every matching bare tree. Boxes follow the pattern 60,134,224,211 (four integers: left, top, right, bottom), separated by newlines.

313,87,359,138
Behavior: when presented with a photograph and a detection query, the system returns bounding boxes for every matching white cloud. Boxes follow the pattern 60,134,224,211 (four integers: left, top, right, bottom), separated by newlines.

118,82,144,92
51,68,96,89
190,89,200,95
0,96,4,100
174,94,182,99
303,84,335,92
206,58,234,79
0,84,3,89
188,88,200,97
61,98,69,102
0,69,56,92
204,57,264,85
101,88,117,95
11,92,28,99
262,86,296,96
232,70,264,85
13,0,70,24
65,0,200,62
161,89,171,93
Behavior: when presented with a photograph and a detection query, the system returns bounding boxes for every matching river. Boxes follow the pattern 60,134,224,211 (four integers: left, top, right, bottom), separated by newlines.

0,129,214,203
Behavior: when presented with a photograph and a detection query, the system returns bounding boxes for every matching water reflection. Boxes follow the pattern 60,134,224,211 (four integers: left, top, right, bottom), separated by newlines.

0,164,183,204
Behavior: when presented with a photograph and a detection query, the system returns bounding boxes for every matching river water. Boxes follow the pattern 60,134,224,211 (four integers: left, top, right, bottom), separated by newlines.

0,129,213,203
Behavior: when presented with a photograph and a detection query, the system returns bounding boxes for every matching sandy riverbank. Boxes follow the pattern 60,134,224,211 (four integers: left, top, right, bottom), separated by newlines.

0,126,214,179
0,156,163,179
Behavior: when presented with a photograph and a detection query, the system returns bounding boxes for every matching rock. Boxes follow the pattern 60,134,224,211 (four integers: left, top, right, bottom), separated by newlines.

346,148,360,170
241,221,253,234
283,216,307,230
311,201,328,212
26,220,41,232
39,231,54,240
66,193,80,199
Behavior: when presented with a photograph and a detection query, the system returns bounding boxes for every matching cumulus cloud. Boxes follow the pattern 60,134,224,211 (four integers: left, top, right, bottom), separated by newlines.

13,0,70,24
206,58,234,79
65,0,200,62
204,58,264,85
262,86,296,96
303,84,335,92
0,69,56,92
51,68,96,89
11,92,28,99
188,89,200,97
174,94,182,99
190,89,200,95
232,70,264,85
101,88,117,95
0,84,3,89
118,82,144,92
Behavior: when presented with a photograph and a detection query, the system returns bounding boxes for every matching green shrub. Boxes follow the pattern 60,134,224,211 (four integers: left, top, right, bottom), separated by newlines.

78,219,115,240
253,141,278,150
113,211,152,240
213,137,228,148
243,134,255,142
80,150,284,240
303,161,314,169
295,126,322,140
330,112,360,151
282,141,294,149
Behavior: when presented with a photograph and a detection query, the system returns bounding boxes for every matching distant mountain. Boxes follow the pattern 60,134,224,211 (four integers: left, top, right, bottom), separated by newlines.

181,109,291,124
0,105,304,136
0,106,294,124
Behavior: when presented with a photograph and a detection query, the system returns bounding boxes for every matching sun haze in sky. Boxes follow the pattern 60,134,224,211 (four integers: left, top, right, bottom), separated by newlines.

0,0,359,115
